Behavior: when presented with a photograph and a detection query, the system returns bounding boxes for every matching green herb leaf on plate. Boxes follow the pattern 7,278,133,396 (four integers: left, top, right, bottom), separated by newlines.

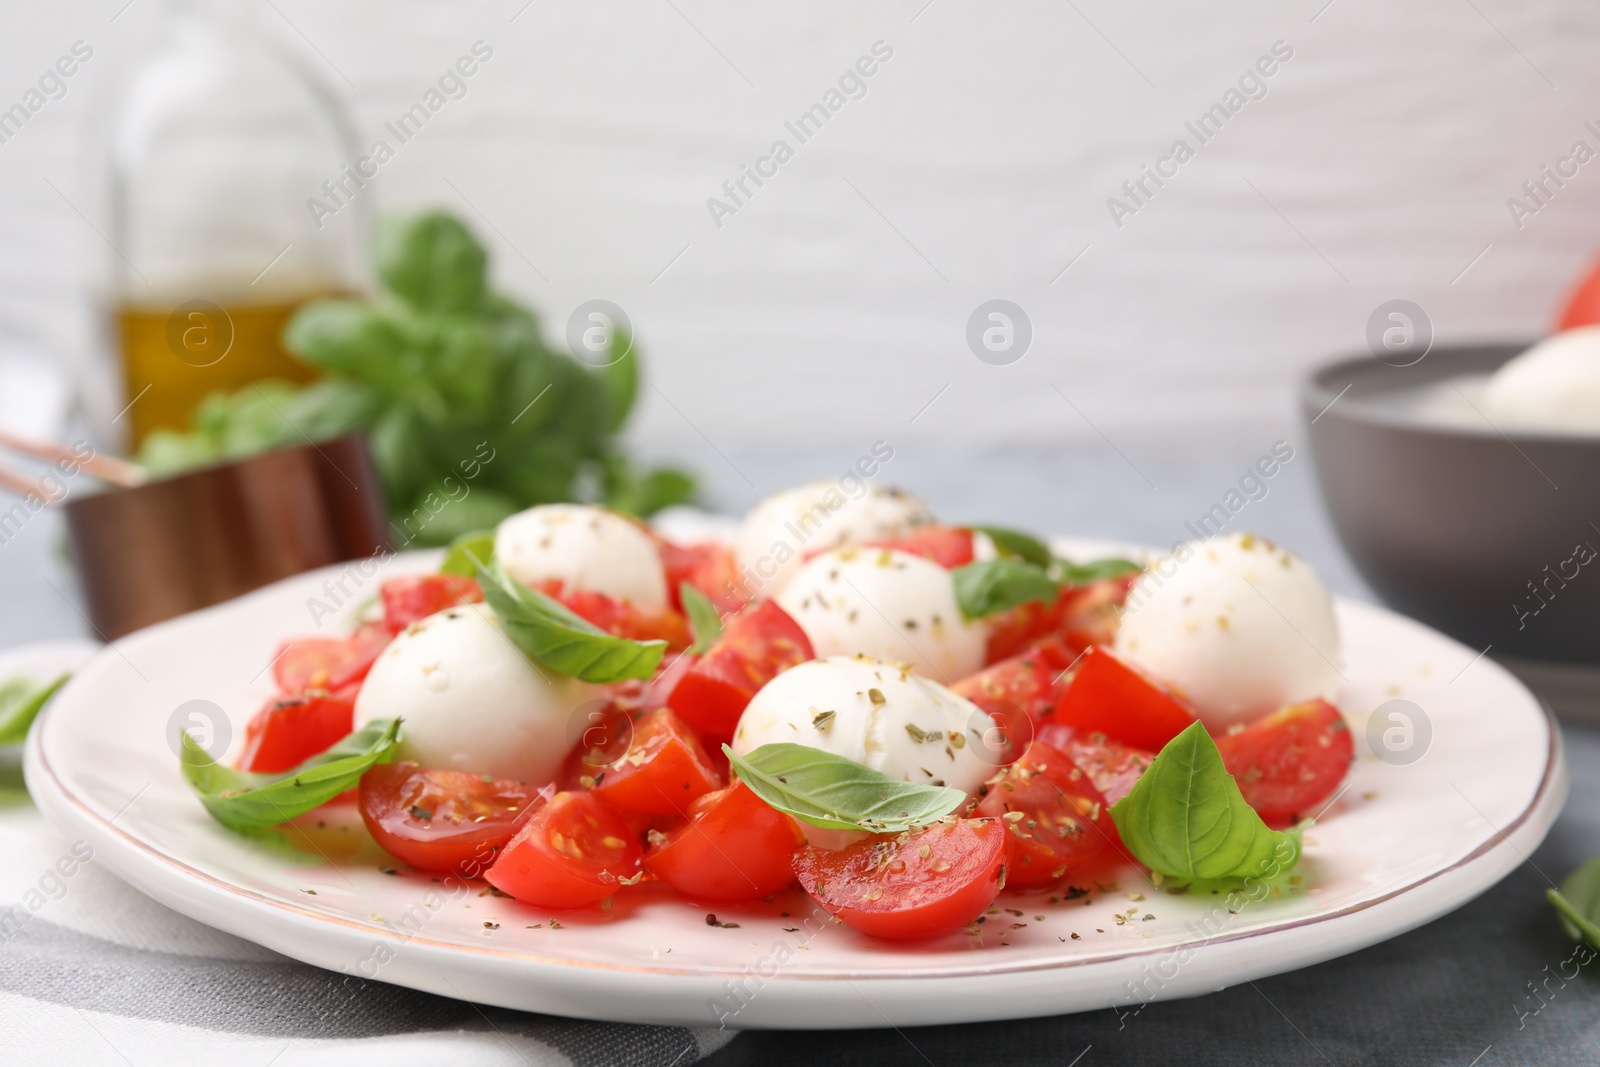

1549,857,1600,949
951,558,1062,620
723,742,967,833
182,719,401,833
971,525,1054,568
681,582,723,656
439,530,496,577
476,560,666,683
1110,721,1301,882
1053,556,1143,586
0,673,68,745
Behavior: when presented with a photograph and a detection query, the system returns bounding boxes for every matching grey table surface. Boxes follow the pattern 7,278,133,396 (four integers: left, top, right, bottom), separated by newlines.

6,444,1597,1065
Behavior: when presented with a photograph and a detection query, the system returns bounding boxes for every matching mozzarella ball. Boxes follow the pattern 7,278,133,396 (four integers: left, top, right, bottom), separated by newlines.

1483,327,1600,434
776,547,986,682
732,655,998,797
1112,532,1342,730
734,481,933,596
353,605,593,783
494,503,667,606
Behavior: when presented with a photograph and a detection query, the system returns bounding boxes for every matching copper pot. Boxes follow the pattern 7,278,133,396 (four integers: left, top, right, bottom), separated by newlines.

64,433,390,640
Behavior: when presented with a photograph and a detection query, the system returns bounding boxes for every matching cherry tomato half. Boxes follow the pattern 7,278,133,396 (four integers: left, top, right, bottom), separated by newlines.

1215,698,1353,823
658,537,748,615
976,741,1112,888
238,691,356,773
665,600,813,743
358,762,546,875
272,622,391,695
1047,646,1198,753
860,526,976,570
485,791,642,908
953,642,1067,724
794,818,1007,940
1035,725,1153,806
644,781,805,903
380,574,483,635
589,707,723,816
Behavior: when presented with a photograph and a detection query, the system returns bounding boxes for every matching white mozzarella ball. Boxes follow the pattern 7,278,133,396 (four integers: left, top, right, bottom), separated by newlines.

353,605,593,783
494,503,667,606
732,655,998,797
1483,326,1600,434
734,481,934,597
776,547,986,683
1112,532,1342,730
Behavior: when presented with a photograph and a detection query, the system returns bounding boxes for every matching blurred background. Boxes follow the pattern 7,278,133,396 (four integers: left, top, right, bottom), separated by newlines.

2,0,1598,641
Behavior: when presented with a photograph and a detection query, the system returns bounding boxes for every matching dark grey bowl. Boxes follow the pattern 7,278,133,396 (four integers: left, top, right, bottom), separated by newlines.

1303,344,1600,665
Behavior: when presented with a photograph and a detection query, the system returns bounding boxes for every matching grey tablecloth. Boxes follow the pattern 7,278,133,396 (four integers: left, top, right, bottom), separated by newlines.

2,447,1593,1065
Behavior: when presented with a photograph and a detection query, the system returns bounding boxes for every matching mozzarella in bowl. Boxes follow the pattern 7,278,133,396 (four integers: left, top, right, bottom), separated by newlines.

734,481,933,596
1112,532,1341,730
731,655,998,796
354,605,593,783
776,546,986,682
1482,326,1600,434
495,503,667,606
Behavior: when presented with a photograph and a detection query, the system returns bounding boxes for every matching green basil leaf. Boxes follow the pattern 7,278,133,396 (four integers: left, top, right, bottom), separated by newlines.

680,582,723,656
0,673,68,745
723,742,967,833
440,530,496,576
1110,721,1301,882
282,300,410,385
375,212,488,314
951,558,1062,620
1053,556,1144,585
181,719,401,833
476,560,665,682
1549,858,1600,948
596,330,639,434
972,525,1053,567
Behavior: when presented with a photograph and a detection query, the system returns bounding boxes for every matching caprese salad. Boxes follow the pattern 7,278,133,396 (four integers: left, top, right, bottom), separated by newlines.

180,482,1354,941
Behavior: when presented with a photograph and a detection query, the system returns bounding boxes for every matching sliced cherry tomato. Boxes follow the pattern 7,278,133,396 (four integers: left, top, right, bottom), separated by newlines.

953,642,1065,723
793,818,1007,940
1034,725,1153,806
358,762,546,875
380,574,483,635
976,741,1112,888
1047,646,1198,752
1215,698,1353,823
272,622,391,695
644,781,805,902
658,537,748,614
859,526,976,570
539,581,692,651
238,691,356,773
984,578,1132,664
485,791,641,908
589,708,722,816
984,596,1066,664
666,601,813,743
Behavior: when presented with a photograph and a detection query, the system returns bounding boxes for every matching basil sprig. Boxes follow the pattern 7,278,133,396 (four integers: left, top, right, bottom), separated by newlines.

439,529,495,576
1550,858,1600,949
1110,722,1301,882
476,559,665,682
680,583,723,656
0,673,68,745
953,525,1141,621
181,719,401,833
724,742,966,833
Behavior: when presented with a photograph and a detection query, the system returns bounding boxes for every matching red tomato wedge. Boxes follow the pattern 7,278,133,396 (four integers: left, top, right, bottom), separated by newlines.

665,601,813,743
976,741,1113,888
272,622,391,695
659,537,747,614
238,691,356,773
539,581,692,651
1035,725,1153,806
793,818,1007,940
644,781,805,903
380,574,483,635
589,708,723,816
1215,698,1353,823
485,791,642,908
860,526,976,570
953,641,1068,723
358,763,547,875
1047,646,1198,752
983,578,1132,664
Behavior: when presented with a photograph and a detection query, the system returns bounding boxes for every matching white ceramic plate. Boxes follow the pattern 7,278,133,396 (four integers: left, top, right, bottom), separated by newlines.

24,544,1565,1029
